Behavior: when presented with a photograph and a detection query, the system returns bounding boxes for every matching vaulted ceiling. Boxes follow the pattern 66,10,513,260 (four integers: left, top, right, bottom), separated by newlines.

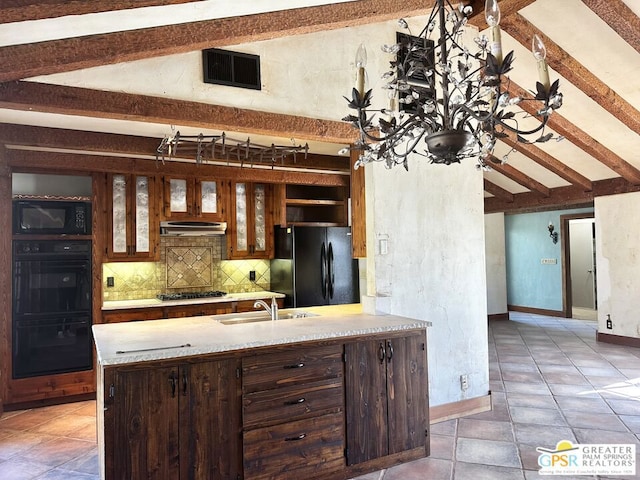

0,0,639,214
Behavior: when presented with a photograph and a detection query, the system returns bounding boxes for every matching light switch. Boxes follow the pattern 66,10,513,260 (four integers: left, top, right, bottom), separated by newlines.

379,238,388,255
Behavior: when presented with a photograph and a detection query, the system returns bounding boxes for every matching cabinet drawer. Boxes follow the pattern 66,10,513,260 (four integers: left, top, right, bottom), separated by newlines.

242,344,343,393
243,412,345,480
243,378,343,429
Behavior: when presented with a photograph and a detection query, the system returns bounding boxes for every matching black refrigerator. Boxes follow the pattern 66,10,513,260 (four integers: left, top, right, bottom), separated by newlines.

271,226,360,308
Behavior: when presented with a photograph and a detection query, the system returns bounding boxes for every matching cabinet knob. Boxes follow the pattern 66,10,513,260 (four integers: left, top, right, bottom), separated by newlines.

284,397,306,406
284,433,307,442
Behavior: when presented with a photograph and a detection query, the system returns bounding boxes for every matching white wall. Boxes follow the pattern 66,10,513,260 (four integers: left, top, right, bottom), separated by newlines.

484,212,508,316
363,158,489,406
595,192,640,337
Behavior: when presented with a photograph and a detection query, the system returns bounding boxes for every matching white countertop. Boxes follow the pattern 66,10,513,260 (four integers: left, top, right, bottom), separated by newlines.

92,307,430,366
102,291,285,310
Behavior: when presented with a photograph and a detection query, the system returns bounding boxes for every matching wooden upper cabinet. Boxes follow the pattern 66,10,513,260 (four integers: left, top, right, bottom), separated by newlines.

162,176,226,221
105,173,159,261
227,181,273,259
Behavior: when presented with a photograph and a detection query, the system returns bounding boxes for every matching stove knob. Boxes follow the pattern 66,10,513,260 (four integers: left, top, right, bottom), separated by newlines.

32,244,40,252
23,244,31,252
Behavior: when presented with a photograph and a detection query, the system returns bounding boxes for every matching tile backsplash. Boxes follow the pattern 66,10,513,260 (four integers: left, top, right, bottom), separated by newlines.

103,236,271,301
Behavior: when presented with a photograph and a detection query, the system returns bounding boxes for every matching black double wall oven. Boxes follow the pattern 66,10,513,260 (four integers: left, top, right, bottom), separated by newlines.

12,200,93,379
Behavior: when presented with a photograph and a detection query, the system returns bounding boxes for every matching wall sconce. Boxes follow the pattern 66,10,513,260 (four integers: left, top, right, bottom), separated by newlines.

548,222,558,244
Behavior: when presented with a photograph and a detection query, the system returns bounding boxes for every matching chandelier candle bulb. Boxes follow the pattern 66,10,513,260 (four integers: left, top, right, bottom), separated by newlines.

355,43,368,99
485,0,503,65
532,34,550,92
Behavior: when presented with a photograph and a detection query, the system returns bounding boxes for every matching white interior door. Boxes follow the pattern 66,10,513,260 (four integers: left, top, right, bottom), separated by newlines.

569,219,596,309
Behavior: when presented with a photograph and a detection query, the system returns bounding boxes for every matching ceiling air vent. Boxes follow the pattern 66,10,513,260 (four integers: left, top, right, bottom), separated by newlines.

396,32,435,113
203,48,261,90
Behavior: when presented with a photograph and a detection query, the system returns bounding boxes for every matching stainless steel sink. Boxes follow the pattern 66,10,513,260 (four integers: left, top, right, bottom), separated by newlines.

218,309,318,325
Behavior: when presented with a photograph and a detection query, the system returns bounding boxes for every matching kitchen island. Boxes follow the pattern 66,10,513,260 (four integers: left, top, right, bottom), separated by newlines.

93,306,431,480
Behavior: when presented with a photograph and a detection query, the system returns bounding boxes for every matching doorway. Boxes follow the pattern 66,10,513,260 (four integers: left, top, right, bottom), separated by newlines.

561,214,597,319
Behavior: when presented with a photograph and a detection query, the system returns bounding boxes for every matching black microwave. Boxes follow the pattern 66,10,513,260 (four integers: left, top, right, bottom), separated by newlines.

13,200,92,235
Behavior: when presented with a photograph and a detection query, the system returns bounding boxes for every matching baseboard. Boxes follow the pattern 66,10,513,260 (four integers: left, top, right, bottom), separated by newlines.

597,331,640,348
429,393,492,424
508,305,565,318
488,312,509,321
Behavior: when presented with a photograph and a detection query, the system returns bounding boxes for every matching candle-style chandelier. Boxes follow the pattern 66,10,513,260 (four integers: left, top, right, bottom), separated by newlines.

342,0,563,170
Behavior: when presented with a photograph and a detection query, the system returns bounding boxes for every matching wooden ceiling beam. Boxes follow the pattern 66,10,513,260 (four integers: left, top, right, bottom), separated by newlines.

506,82,640,185
6,148,350,186
581,0,640,54
485,177,640,214
486,156,550,196
500,132,593,191
0,0,204,24
0,81,357,145
0,0,428,82
483,179,514,203
501,13,640,137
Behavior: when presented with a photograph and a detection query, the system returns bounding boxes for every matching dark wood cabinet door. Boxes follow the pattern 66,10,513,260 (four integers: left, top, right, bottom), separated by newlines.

181,360,242,480
386,334,429,455
345,339,388,465
108,366,180,480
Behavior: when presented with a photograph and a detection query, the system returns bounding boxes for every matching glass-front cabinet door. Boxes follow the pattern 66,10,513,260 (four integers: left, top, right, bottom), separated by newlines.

106,174,158,261
228,182,272,259
163,176,224,220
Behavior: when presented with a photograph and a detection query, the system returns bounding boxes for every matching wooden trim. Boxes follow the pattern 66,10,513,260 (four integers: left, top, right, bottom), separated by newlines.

488,313,509,321
350,148,366,258
484,179,514,203
0,1,203,24
6,149,350,187
429,393,492,424
488,157,550,197
5,369,96,406
3,393,96,412
484,177,640,214
504,83,640,186
0,146,10,416
581,0,640,55
0,124,350,173
508,305,565,318
0,0,429,82
0,82,356,145
502,15,640,139
597,332,640,348
501,131,592,192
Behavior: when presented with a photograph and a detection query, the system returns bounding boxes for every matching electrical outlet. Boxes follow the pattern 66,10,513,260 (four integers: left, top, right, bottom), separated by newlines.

460,374,469,391
606,314,612,330
249,271,256,281
107,276,115,287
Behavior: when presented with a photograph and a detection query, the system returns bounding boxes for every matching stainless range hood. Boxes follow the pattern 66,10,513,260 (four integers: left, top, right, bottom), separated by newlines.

160,221,227,236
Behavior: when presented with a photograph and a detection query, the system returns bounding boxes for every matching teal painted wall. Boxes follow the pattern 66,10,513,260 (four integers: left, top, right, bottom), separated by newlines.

505,207,593,311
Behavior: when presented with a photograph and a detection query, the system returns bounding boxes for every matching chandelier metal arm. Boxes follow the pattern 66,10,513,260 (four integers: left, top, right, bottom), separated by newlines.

344,0,563,169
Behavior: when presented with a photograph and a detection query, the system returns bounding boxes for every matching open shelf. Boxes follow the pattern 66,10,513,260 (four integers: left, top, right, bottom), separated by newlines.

278,184,349,227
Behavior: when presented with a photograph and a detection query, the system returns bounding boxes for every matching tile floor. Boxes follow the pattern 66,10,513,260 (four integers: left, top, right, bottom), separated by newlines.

1,312,639,479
